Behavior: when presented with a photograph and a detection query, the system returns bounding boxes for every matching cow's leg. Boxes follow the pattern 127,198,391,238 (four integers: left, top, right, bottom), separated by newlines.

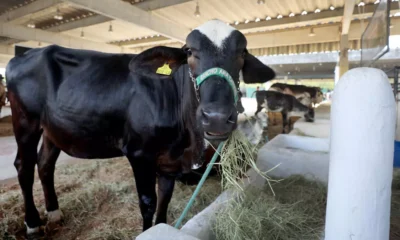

155,174,175,224
12,120,43,235
128,154,157,231
37,135,62,224
254,104,263,116
281,111,288,133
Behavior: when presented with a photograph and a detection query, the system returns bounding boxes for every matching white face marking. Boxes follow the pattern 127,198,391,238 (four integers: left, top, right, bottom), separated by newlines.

46,209,63,223
24,222,40,234
192,163,202,170
195,19,235,49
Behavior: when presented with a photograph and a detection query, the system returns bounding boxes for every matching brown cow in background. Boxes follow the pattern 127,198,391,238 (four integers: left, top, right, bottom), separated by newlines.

269,82,323,107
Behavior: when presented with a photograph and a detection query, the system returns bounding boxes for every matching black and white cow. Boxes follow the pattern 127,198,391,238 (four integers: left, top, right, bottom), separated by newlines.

254,90,314,133
269,82,323,107
6,19,275,237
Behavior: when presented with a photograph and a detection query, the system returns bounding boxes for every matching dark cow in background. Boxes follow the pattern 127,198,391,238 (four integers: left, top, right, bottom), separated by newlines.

269,82,323,107
254,91,314,133
6,19,275,237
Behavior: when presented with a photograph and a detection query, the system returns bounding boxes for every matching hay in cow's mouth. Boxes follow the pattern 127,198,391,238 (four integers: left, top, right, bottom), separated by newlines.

209,130,275,192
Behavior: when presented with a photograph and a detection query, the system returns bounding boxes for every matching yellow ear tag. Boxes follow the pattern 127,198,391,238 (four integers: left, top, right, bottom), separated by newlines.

156,63,172,76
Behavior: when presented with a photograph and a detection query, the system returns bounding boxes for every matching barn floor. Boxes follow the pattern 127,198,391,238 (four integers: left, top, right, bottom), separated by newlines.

0,158,222,240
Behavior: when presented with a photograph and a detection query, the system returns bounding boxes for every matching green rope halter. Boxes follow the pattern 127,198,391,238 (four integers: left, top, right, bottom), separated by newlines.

195,67,239,104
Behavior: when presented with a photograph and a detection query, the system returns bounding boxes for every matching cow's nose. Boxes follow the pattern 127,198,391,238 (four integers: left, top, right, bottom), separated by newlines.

201,109,235,127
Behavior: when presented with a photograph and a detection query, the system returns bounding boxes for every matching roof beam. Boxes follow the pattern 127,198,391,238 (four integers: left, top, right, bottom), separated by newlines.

0,22,124,53
134,0,193,11
341,0,356,35
235,2,399,34
244,17,400,49
110,36,170,46
0,0,62,23
65,0,189,42
46,14,110,32
45,0,193,32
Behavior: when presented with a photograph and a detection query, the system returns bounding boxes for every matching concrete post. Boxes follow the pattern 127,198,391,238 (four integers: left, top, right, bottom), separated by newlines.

324,68,396,240
334,64,340,85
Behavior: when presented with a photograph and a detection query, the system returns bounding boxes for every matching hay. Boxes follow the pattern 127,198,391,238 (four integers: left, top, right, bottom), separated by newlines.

213,129,277,194
214,171,400,240
213,175,327,240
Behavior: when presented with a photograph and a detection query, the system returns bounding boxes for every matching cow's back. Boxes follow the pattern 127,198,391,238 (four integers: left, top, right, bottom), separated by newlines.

6,45,140,158
6,45,134,116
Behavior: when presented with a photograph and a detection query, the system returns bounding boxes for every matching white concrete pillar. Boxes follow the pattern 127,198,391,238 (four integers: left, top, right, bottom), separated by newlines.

325,67,396,240
334,64,340,86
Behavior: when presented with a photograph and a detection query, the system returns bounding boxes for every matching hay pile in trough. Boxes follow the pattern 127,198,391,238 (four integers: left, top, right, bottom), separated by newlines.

0,158,221,240
213,175,326,240
213,170,400,240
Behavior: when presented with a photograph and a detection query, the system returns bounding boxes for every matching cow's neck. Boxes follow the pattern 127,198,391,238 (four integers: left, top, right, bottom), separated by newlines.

173,64,204,158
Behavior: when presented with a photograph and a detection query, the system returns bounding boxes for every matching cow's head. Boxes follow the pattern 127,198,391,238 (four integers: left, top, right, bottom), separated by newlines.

129,19,275,141
314,88,324,104
185,19,275,140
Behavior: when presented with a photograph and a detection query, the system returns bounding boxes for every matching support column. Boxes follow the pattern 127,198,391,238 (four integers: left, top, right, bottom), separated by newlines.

325,67,395,240
339,34,349,78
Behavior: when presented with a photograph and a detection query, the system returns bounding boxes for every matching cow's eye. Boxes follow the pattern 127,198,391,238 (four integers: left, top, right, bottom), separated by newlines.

185,48,193,56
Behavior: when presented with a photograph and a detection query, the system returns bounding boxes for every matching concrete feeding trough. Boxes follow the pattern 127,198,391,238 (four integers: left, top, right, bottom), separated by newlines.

314,101,331,120
258,134,330,184
291,118,331,138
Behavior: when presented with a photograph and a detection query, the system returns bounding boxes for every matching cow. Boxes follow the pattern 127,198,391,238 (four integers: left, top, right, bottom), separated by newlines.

254,91,314,133
269,82,323,107
6,19,275,237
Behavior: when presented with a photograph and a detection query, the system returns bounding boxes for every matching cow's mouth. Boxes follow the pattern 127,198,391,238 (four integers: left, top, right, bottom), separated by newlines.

204,131,230,140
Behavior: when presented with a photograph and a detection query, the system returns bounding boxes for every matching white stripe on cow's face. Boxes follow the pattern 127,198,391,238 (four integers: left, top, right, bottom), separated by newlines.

195,19,235,49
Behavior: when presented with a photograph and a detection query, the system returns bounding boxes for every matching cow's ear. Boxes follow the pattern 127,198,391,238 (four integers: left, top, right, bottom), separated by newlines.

129,46,187,78
242,50,275,84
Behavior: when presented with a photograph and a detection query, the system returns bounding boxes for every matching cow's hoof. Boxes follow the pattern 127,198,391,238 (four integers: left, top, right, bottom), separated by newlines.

45,209,63,223
25,222,45,240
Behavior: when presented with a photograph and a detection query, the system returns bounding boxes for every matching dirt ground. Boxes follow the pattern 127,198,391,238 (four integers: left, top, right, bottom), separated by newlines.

0,116,13,137
0,159,221,240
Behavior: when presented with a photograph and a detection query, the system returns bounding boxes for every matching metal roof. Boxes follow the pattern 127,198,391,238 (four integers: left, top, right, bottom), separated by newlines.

0,0,398,55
